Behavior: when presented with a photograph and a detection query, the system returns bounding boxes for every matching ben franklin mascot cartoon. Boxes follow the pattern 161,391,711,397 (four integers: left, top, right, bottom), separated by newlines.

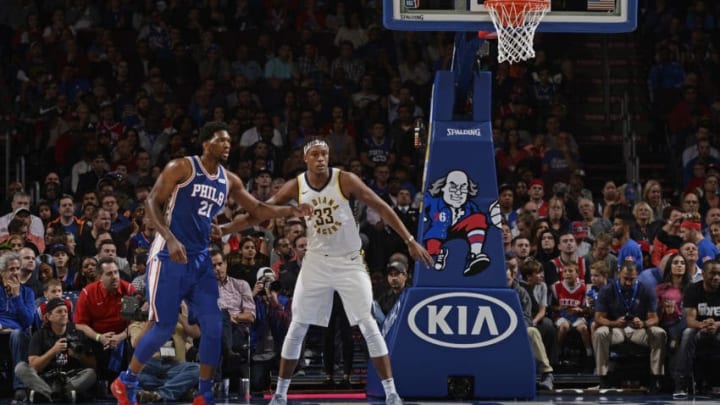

423,170,502,276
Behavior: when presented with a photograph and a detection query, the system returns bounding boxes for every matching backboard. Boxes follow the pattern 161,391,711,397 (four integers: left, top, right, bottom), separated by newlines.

384,0,637,33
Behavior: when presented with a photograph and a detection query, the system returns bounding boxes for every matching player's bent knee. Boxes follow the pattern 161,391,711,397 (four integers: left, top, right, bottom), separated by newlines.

198,313,222,340
358,317,388,358
281,321,309,359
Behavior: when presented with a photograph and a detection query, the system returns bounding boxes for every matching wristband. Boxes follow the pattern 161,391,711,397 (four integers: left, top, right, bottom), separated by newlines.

405,236,414,245
95,333,101,342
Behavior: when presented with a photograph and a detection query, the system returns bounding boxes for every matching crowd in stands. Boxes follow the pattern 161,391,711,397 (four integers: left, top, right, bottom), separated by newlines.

1,0,720,401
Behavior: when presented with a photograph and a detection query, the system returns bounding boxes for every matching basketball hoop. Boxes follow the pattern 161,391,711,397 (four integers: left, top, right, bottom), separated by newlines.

482,0,551,64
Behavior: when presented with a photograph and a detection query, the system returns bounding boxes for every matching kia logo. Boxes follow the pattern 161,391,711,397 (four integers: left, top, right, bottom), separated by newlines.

407,292,518,349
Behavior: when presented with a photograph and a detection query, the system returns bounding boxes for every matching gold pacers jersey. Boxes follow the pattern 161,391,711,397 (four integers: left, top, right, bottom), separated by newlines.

298,168,361,256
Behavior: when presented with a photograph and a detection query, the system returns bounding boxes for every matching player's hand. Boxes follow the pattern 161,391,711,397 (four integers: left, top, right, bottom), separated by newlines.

488,200,502,229
408,240,433,268
166,236,188,264
294,203,313,218
210,222,224,240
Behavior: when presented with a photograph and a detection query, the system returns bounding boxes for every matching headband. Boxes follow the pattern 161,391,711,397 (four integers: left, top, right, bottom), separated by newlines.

303,139,329,155
680,220,701,230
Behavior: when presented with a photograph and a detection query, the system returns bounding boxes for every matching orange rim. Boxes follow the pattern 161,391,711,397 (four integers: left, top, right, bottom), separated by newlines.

484,0,550,27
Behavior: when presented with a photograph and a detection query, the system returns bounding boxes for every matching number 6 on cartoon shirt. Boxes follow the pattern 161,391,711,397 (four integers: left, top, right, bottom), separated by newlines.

422,170,502,276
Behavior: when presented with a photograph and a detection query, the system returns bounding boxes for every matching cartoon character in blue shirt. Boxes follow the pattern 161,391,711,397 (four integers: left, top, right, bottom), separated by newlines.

423,170,502,276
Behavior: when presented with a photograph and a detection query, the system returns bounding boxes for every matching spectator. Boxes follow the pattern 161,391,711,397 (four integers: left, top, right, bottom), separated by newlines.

18,247,42,298
0,252,35,402
655,252,691,352
507,268,554,391
76,154,109,199
592,260,666,390
546,231,588,286
612,213,644,269
551,262,592,364
333,12,367,50
673,259,720,398
15,298,96,403
47,195,85,239
375,259,410,321
76,208,112,259
74,257,135,383
0,192,45,243
679,216,718,267
642,180,670,221
519,258,558,368
73,257,99,292
213,250,256,359
270,237,295,278
127,302,201,402
227,237,264,288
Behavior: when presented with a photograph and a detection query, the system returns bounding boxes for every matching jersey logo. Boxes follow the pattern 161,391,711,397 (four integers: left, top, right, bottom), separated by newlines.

311,196,341,235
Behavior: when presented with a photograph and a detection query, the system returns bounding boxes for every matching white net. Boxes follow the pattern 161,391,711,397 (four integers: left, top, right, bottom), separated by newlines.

484,0,551,64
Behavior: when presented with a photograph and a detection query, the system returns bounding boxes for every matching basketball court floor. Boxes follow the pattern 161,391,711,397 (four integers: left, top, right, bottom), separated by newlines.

26,396,713,404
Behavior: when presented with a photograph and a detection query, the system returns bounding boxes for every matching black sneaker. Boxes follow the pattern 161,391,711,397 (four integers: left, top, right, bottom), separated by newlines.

338,378,352,389
463,252,490,276
320,378,335,389
13,389,27,404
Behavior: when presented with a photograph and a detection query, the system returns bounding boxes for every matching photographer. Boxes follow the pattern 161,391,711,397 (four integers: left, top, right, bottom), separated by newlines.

249,267,291,393
15,298,96,402
592,260,666,390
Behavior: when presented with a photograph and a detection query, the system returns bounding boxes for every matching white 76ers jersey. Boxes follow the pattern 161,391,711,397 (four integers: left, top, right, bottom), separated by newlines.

298,168,361,256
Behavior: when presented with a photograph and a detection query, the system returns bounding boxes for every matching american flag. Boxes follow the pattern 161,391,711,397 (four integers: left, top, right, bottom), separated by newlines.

587,0,615,11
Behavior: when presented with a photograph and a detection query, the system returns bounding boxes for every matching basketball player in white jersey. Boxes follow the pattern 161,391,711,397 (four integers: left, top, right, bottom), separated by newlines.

217,139,433,405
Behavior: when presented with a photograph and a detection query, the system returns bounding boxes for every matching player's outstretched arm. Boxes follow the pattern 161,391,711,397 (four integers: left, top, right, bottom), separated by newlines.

339,170,433,267
220,174,309,235
146,158,192,263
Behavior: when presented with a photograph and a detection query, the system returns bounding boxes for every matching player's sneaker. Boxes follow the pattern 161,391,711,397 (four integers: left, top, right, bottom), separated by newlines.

268,394,287,405
385,393,404,405
464,252,490,276
111,373,139,405
433,248,448,271
192,391,215,405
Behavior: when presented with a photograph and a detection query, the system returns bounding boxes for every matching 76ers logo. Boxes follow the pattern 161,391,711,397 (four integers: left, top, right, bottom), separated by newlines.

311,196,341,235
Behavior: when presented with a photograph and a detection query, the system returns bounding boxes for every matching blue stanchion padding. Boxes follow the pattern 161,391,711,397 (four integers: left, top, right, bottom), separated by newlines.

366,71,535,400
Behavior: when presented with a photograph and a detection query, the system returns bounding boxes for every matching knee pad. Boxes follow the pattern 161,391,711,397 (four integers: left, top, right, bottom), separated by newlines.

281,321,309,359
358,317,388,358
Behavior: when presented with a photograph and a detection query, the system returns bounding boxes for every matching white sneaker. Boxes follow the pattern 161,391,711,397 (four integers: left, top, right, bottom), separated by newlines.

268,394,287,405
385,393,403,405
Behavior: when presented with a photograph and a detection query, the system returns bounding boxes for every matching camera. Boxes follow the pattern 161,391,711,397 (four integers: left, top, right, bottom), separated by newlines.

66,333,91,355
259,274,282,295
121,295,150,321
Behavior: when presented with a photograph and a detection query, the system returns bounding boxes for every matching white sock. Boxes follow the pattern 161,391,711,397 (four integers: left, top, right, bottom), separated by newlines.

381,378,397,397
275,378,291,397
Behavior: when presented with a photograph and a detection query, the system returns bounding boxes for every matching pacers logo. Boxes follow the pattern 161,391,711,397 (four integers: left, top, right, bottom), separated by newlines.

311,196,342,235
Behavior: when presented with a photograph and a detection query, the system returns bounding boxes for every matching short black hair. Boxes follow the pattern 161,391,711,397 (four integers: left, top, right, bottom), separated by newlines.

96,256,118,275
199,121,228,144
